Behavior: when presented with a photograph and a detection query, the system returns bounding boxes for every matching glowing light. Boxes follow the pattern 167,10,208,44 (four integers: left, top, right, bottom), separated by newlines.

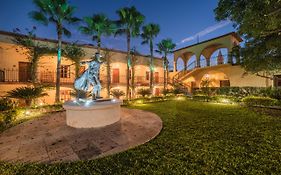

221,98,230,104
135,99,144,104
112,99,116,102
176,96,185,101
25,110,30,115
85,100,92,107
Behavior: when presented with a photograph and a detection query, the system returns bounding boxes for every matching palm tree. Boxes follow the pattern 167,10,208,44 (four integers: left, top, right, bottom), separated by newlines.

79,14,116,54
141,23,160,93
63,43,86,78
29,0,79,103
156,39,176,91
116,6,145,99
130,47,140,98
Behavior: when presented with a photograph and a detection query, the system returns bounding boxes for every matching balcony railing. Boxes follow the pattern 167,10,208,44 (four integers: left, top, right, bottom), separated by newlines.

0,69,164,85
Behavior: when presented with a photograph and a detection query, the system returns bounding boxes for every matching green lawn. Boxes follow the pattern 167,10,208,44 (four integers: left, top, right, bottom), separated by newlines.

1,100,281,174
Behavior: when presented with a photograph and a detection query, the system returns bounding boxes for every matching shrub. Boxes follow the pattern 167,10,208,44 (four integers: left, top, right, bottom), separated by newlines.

0,97,17,111
211,95,238,104
137,88,151,97
0,109,18,130
192,94,211,102
260,87,281,101
110,89,125,99
162,89,172,96
215,87,263,99
242,96,278,107
7,86,48,106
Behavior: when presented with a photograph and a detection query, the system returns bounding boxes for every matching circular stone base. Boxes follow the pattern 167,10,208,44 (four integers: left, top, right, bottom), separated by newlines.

63,99,122,128
0,108,162,163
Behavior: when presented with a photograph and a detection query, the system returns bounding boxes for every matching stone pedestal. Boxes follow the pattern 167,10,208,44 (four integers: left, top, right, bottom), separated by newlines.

63,99,122,128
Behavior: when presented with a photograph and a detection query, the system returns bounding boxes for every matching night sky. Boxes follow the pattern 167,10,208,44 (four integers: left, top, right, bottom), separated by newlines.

0,0,235,69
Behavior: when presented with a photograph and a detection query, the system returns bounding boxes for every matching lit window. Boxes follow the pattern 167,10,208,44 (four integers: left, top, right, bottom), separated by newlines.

60,65,70,78
146,71,150,81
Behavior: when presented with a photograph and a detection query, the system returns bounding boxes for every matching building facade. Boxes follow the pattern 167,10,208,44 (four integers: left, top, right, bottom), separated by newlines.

0,31,164,104
171,32,280,92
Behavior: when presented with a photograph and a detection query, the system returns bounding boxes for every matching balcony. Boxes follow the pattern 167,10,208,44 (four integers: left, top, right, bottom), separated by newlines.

0,69,164,86
0,69,75,84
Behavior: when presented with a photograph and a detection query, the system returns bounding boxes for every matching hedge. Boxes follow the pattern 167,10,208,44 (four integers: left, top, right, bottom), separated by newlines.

242,96,278,107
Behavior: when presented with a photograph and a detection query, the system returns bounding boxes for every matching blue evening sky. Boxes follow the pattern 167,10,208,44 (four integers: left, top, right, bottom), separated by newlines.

0,0,235,68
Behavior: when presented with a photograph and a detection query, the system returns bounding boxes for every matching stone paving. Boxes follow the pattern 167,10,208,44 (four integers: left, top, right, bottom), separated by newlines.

0,108,162,163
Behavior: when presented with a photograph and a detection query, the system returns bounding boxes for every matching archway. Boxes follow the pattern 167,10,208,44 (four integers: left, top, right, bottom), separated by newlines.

186,55,196,70
176,57,185,71
209,48,228,66
200,55,207,68
200,70,230,88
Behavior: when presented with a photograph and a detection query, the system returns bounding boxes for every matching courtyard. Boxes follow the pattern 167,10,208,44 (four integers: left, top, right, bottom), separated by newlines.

1,100,281,174
0,0,281,174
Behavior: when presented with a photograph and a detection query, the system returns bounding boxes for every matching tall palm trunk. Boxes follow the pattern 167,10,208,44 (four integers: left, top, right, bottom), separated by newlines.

97,37,101,54
106,54,111,98
31,52,38,84
166,58,169,86
131,65,135,98
163,56,166,91
126,31,131,99
55,29,62,103
74,62,80,79
149,39,154,94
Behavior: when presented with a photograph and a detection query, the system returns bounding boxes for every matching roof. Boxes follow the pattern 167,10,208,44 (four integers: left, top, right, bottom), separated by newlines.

0,30,162,60
173,32,243,53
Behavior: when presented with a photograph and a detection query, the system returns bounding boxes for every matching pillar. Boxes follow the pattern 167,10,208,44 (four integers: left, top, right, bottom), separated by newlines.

227,47,233,64
173,60,177,72
206,58,210,66
184,59,187,70
195,53,201,68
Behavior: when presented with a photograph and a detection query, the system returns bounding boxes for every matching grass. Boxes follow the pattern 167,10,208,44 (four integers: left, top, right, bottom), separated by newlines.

1,100,281,174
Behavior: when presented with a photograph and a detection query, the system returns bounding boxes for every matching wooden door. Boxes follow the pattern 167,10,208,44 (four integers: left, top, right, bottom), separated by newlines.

112,68,119,83
18,62,31,82
155,88,160,96
154,72,159,84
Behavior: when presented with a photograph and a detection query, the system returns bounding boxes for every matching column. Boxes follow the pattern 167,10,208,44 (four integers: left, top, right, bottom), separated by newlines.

227,47,233,64
173,60,177,72
206,58,210,66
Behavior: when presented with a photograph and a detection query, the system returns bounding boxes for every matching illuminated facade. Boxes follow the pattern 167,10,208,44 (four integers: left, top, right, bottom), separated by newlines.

171,32,280,92
0,31,164,104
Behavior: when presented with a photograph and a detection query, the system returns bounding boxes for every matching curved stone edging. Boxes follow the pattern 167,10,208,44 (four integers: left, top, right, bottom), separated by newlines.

0,108,162,163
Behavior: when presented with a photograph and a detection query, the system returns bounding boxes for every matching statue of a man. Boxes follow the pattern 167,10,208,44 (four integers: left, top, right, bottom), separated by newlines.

74,53,103,100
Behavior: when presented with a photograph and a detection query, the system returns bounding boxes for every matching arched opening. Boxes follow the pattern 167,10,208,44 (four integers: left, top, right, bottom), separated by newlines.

200,55,207,68
209,48,228,66
200,70,230,88
186,55,196,70
176,57,185,71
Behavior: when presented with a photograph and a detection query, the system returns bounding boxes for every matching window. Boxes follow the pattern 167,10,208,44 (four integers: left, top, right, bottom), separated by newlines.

220,80,230,87
112,68,119,83
154,72,159,84
60,65,70,78
146,71,150,81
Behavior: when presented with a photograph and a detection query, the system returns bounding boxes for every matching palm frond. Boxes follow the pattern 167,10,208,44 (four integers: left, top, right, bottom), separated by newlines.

29,11,49,25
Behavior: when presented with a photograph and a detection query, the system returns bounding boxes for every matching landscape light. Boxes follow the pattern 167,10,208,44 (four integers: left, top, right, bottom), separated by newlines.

25,110,30,115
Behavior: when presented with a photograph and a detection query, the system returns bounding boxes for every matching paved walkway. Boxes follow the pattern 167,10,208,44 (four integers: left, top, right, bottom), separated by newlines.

0,108,162,163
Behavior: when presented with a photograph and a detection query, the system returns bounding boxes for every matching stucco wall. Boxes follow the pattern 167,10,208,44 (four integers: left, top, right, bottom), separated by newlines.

0,32,164,103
